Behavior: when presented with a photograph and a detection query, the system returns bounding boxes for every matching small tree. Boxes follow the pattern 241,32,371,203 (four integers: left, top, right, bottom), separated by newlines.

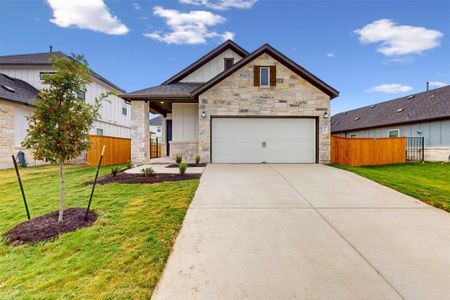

23,54,107,222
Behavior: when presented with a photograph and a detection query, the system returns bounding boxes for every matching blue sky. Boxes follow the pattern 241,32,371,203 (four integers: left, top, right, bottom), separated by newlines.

0,0,449,114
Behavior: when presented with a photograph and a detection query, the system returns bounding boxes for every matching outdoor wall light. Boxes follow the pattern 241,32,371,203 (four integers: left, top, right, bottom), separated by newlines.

323,111,329,118
201,110,206,118
160,101,164,104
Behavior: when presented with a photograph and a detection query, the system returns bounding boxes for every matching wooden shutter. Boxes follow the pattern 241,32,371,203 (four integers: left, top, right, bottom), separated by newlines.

270,66,276,86
253,66,260,86
224,58,234,70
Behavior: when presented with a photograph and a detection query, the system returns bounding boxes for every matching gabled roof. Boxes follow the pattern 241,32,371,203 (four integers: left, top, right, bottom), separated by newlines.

162,40,249,85
149,115,163,126
127,82,203,99
0,51,125,92
0,73,39,106
191,43,339,99
331,85,450,133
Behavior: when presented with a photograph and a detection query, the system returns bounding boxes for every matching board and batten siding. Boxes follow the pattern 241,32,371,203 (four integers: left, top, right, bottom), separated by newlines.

0,66,131,138
342,119,450,147
180,49,243,83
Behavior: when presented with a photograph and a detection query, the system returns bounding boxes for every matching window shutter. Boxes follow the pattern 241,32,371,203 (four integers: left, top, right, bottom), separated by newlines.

270,66,276,86
253,66,260,86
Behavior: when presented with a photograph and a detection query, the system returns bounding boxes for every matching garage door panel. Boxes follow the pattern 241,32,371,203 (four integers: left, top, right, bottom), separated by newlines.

212,118,316,163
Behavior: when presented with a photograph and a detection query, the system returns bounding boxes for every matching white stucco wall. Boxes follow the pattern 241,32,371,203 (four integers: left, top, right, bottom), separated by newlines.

172,103,199,142
0,66,131,138
180,49,243,83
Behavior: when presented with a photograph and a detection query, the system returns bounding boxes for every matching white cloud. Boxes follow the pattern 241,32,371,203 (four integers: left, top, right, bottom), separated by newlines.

428,81,448,88
355,19,443,56
366,84,413,93
178,0,257,10
144,6,234,45
326,52,335,58
47,0,129,35
132,3,140,10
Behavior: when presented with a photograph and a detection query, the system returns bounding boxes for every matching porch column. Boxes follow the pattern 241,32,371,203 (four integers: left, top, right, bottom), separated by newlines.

131,101,150,165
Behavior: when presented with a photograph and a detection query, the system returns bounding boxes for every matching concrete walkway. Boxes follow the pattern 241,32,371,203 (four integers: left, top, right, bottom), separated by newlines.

151,164,450,300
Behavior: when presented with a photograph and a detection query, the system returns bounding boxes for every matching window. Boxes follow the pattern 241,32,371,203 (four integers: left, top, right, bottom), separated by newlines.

224,58,234,70
349,133,358,138
77,91,85,100
96,128,104,135
122,107,127,116
40,72,55,80
260,67,269,87
157,127,161,133
388,129,399,138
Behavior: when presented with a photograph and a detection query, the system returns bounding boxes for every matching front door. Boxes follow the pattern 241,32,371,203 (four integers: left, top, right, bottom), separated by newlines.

166,120,172,156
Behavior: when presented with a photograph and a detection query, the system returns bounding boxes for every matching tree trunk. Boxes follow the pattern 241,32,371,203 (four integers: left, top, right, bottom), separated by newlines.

58,161,64,222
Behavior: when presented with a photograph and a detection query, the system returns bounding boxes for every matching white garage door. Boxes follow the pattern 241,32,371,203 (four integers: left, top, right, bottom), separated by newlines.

211,118,316,163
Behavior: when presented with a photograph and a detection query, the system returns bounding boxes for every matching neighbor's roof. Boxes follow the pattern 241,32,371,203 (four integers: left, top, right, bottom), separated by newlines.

122,41,339,100
331,85,450,133
149,115,163,126
0,73,39,106
0,51,125,92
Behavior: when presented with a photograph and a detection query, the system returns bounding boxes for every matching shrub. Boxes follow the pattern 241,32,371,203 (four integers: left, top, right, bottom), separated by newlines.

195,154,201,165
111,167,120,177
175,154,183,165
179,162,187,176
126,160,132,169
141,167,155,177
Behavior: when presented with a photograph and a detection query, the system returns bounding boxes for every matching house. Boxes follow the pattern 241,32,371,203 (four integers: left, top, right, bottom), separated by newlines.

121,40,338,164
0,50,131,167
331,85,450,161
149,115,163,141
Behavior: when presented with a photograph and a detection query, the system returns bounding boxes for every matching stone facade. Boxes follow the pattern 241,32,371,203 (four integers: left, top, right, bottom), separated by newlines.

170,141,199,162
197,53,331,163
424,147,450,162
0,100,41,169
131,101,150,165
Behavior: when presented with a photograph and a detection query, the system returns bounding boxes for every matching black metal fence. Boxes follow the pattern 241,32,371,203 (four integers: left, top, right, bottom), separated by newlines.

406,137,424,162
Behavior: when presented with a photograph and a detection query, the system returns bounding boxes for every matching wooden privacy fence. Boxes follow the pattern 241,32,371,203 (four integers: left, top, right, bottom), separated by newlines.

87,135,131,166
331,136,406,166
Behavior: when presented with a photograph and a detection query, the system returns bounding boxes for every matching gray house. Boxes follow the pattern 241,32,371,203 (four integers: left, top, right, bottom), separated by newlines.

331,85,450,161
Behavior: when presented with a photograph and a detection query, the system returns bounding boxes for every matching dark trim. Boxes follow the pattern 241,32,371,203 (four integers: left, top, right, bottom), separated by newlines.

162,40,249,85
191,43,339,99
209,115,320,164
120,95,197,101
331,116,450,134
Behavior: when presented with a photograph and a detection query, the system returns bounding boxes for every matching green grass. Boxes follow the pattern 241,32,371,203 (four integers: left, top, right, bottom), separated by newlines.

332,162,450,212
0,164,199,299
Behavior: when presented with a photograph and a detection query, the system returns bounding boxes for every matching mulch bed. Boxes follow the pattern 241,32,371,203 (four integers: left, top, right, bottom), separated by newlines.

3,208,97,246
166,163,207,168
84,172,201,185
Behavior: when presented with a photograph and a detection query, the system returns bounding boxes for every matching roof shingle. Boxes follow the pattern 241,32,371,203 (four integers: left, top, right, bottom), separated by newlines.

331,85,450,133
127,82,204,97
0,73,39,106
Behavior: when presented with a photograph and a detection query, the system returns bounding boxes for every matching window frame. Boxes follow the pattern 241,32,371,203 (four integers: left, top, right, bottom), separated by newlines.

388,129,400,138
96,128,104,136
259,66,270,87
122,107,127,116
349,133,359,138
77,90,86,100
224,58,234,70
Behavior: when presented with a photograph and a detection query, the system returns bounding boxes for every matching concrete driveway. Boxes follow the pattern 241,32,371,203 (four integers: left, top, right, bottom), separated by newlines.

151,164,450,300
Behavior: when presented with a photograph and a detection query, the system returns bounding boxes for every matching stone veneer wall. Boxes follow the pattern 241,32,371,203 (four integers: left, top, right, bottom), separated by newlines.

198,53,331,163
424,147,450,162
170,141,198,162
131,101,150,165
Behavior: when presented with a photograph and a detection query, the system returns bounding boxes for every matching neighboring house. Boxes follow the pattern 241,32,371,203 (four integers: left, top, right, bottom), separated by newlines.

121,40,338,164
0,74,40,168
0,50,131,167
331,85,450,161
149,115,162,141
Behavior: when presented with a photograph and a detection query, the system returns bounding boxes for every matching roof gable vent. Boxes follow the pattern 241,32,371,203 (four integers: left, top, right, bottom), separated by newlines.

354,117,360,121
1,85,15,93
397,108,405,113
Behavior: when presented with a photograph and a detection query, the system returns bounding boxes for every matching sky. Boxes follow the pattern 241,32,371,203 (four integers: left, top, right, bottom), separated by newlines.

0,0,449,115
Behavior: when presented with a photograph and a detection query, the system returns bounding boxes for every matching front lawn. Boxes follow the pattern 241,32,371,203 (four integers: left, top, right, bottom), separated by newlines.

0,164,199,299
332,162,450,212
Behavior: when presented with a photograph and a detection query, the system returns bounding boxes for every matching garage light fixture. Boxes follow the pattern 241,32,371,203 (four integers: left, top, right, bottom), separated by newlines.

323,111,329,118
201,110,206,118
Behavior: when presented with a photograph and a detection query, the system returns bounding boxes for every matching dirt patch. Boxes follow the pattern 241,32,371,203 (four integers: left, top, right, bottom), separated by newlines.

166,163,207,168
85,172,201,185
3,208,97,246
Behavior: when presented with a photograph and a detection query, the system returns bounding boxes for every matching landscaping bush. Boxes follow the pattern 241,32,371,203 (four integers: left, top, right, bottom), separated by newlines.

195,154,201,165
179,162,187,176
111,167,120,177
141,167,155,177
175,154,183,165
